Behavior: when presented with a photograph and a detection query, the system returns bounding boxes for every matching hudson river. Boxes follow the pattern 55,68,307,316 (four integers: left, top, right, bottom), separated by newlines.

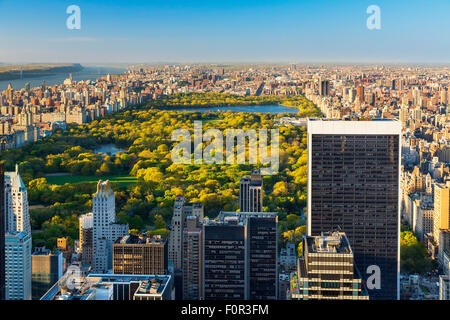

0,66,127,91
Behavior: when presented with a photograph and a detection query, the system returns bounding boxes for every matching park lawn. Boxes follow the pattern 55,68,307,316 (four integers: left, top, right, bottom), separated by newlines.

202,118,221,125
45,174,137,186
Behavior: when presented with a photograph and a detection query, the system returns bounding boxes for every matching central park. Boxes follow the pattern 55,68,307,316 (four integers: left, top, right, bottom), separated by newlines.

0,92,433,274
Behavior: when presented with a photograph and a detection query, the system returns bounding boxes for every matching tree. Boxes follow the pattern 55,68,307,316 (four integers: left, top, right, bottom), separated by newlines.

400,230,432,274
297,241,303,257
154,214,166,229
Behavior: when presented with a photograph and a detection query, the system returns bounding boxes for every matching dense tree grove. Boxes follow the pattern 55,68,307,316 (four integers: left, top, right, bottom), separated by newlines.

0,93,317,249
400,229,433,274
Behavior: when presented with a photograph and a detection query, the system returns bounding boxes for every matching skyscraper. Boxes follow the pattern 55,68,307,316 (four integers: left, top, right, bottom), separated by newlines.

307,119,401,300
168,196,204,299
113,234,168,275
290,231,369,300
5,232,32,300
31,247,63,300
3,164,32,300
92,180,128,273
246,213,278,300
203,218,246,300
239,170,263,212
433,182,450,246
5,164,31,234
0,163,5,300
182,215,203,300
202,211,278,300
79,213,93,266
356,85,365,103
319,79,330,97
168,196,203,271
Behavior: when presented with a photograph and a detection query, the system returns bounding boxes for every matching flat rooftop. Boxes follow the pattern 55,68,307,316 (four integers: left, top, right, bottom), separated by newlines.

307,117,402,135
41,273,171,300
305,231,352,254
114,234,166,245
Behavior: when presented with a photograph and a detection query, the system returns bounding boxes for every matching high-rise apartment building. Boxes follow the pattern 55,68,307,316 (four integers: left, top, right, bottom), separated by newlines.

399,105,409,126
0,163,5,300
319,79,330,97
31,247,63,300
5,164,31,234
168,196,203,271
168,196,185,271
79,213,93,266
92,180,129,273
113,234,168,275
290,231,369,300
168,196,204,300
356,85,365,103
182,215,203,300
5,232,32,300
433,183,450,246
239,170,263,212
307,119,401,300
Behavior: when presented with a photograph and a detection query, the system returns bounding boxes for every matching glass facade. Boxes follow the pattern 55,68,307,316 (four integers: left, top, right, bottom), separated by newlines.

247,216,277,300
310,134,399,300
203,225,246,300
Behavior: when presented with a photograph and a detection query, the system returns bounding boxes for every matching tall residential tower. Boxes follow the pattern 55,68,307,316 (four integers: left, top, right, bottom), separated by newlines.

92,180,128,273
239,170,263,212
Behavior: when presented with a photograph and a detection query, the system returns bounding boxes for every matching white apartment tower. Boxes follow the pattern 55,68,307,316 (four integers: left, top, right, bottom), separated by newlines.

5,164,31,234
92,180,128,273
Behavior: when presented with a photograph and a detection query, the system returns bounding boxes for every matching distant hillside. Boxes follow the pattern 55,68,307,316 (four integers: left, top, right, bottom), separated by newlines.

0,63,83,81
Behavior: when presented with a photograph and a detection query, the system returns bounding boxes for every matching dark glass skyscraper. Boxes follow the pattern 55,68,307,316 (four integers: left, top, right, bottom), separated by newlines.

307,119,401,300
247,214,278,300
202,212,278,300
203,222,246,300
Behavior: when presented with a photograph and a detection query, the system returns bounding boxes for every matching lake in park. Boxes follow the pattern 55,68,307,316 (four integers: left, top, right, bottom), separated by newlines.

94,144,126,155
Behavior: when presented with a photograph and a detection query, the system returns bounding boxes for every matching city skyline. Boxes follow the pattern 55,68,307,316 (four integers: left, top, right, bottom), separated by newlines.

2,0,450,301
0,61,449,301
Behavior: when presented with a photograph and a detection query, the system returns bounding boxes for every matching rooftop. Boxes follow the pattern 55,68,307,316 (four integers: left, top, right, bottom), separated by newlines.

305,231,352,255
134,279,166,296
114,234,166,245
5,164,26,190
307,118,402,135
213,211,278,226
41,273,171,300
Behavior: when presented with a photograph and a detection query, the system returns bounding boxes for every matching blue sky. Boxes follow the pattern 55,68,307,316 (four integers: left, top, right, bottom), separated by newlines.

1,0,450,64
